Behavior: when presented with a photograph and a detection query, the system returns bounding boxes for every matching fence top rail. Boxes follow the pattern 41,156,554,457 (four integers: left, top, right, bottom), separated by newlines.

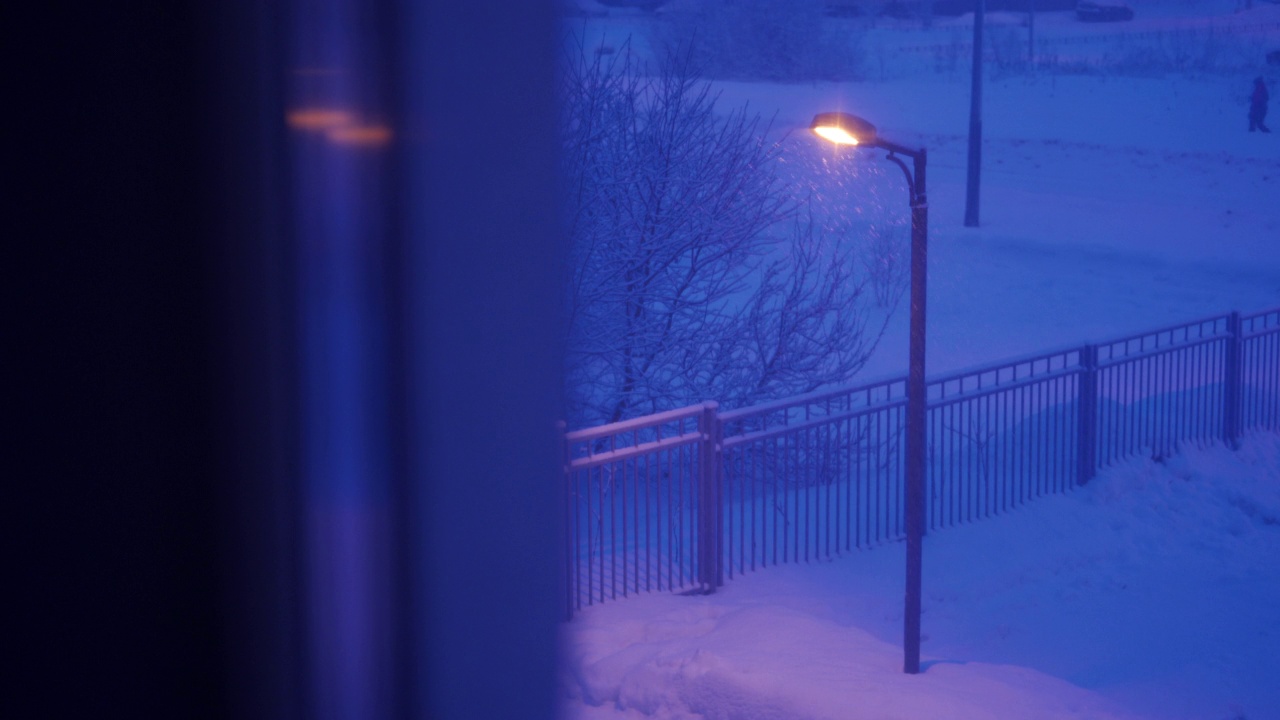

717,375,906,424
567,431,706,471
1095,332,1226,370
561,306,1280,445
929,365,1082,409
721,397,908,448
1095,311,1231,359
1242,307,1280,336
926,345,1083,398
564,402,709,443
664,306,1273,432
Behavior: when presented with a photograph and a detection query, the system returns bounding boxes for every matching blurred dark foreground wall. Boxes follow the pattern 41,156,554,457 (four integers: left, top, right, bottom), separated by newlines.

5,2,564,719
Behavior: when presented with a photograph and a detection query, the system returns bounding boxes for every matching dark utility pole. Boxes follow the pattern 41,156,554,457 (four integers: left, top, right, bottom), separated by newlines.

808,113,929,674
964,0,984,227
903,148,927,675
873,141,928,676
873,142,929,675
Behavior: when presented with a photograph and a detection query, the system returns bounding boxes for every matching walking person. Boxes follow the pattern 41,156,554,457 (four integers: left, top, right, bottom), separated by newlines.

1249,76,1271,133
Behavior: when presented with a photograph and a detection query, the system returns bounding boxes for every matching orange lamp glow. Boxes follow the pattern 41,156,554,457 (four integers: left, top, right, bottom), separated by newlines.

326,124,393,147
810,112,878,148
813,125,860,145
287,108,356,131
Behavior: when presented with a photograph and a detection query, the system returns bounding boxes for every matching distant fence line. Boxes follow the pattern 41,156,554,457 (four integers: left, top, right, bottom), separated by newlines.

561,307,1280,618
886,20,1280,54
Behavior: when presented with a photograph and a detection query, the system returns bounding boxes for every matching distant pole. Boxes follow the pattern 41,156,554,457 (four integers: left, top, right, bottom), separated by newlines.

964,0,984,227
1028,0,1035,68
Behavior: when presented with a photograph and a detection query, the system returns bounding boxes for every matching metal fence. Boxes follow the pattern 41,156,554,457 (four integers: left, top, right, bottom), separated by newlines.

562,307,1280,617
562,404,720,610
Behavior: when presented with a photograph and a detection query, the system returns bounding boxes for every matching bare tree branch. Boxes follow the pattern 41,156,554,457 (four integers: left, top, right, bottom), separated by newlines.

561,37,904,428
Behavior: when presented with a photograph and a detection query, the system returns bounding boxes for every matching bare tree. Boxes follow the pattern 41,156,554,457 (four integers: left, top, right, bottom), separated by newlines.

560,38,903,428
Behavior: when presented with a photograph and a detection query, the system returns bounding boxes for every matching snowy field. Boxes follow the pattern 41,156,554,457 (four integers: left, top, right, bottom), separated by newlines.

559,2,1280,718
720,71,1280,382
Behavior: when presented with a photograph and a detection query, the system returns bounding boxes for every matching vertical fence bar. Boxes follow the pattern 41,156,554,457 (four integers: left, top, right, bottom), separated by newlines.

559,422,573,619
671,442,678,590
1077,344,1098,485
714,410,724,587
645,445,653,593
1223,311,1242,448
1265,329,1278,428
699,401,721,591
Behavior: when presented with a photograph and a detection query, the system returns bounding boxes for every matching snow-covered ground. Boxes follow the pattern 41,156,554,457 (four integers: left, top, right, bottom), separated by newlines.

560,3,1280,719
562,432,1280,720
733,71,1280,381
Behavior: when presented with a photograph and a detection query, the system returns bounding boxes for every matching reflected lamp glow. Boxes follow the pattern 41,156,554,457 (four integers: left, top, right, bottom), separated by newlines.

286,107,393,148
810,112,877,147
287,108,356,131
327,124,393,147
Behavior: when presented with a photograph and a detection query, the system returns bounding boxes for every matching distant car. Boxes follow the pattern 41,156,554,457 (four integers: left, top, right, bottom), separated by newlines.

1076,1,1134,21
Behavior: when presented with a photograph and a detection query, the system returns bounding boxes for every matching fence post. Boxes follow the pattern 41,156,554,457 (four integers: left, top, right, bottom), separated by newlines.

699,401,722,592
1077,344,1098,485
1223,311,1242,448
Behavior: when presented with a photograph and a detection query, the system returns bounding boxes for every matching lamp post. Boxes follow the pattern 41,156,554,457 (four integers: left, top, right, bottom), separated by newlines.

811,112,928,675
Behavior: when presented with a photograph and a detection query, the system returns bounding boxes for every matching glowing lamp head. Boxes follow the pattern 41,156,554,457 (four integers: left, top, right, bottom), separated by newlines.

811,112,877,147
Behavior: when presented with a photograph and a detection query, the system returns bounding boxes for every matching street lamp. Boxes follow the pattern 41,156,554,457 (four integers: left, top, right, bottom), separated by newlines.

811,112,928,676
